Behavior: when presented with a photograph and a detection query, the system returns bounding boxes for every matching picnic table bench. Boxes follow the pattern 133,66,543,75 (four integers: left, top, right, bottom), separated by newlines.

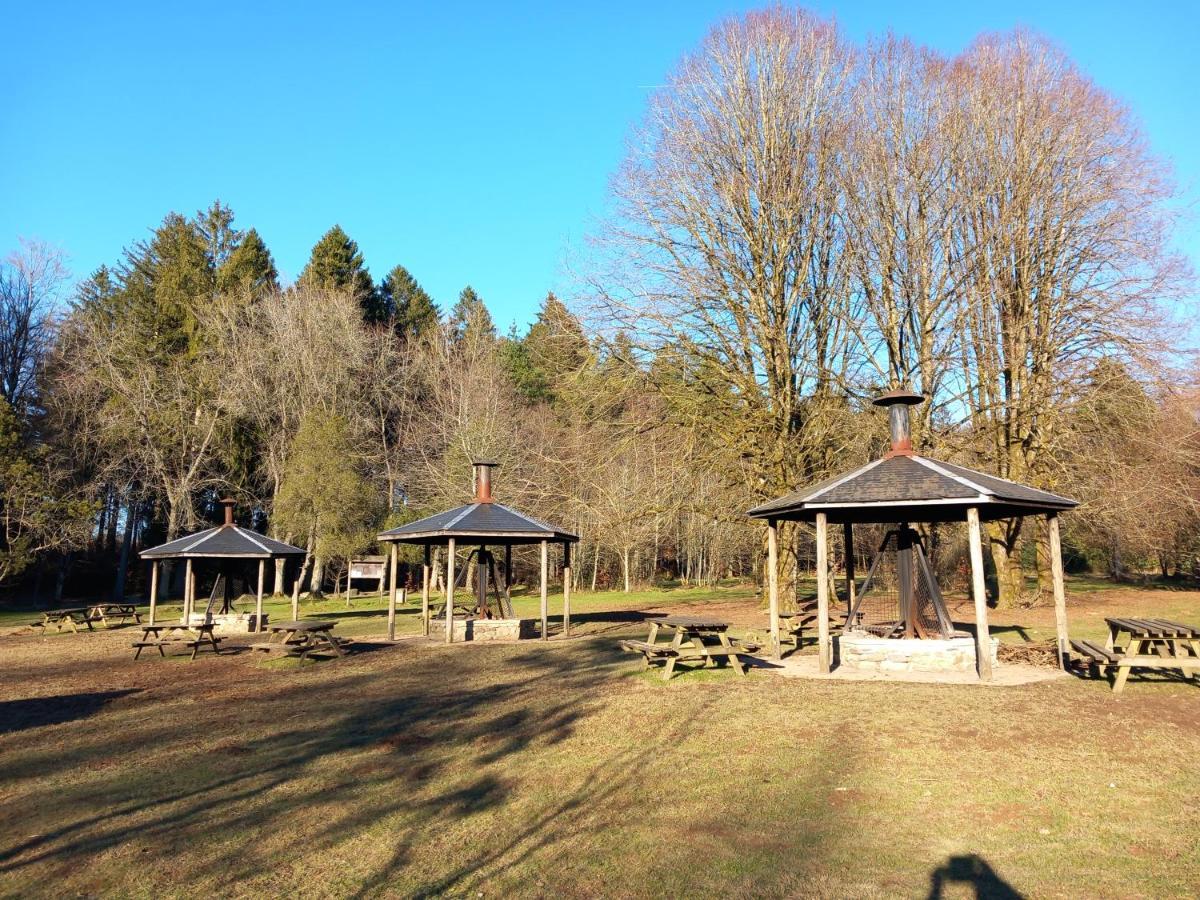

251,620,344,661
33,608,94,634
132,622,223,660
620,615,753,681
1071,617,1200,693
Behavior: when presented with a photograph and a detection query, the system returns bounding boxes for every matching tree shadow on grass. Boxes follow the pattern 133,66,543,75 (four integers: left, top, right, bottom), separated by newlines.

0,690,141,735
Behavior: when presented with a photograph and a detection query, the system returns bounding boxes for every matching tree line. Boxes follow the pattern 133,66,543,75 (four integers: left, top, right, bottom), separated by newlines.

1,8,1197,609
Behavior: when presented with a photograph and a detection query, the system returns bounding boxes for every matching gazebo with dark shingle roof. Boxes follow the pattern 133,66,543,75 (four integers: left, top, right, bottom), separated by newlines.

748,390,1077,680
140,499,305,631
377,462,579,643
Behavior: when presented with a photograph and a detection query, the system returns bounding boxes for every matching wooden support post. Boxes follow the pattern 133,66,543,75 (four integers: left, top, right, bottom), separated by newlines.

184,558,193,625
843,522,855,612
445,538,455,644
422,543,431,637
816,513,831,673
255,559,265,633
767,519,780,660
149,561,159,626
540,539,549,640
562,542,572,637
967,507,994,682
1048,512,1069,670
388,543,399,641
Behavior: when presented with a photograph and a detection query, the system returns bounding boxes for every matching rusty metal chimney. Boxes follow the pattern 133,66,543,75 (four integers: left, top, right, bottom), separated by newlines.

472,461,498,503
872,389,925,456
220,497,236,526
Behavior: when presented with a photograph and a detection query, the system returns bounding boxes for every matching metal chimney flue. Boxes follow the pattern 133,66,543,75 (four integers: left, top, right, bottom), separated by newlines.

220,497,236,526
872,389,925,456
473,461,498,503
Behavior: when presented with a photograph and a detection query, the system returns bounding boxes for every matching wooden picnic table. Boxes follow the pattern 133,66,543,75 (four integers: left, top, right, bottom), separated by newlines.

85,602,141,627
33,608,94,634
620,615,751,681
132,622,223,660
251,620,344,661
1071,617,1200,693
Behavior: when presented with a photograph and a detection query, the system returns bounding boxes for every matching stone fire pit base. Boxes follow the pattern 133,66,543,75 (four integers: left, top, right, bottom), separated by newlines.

431,618,538,642
837,633,998,674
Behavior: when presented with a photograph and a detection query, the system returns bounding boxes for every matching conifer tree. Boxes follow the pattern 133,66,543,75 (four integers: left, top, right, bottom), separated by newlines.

217,228,279,299
195,201,242,269
379,264,439,340
298,226,383,322
449,285,495,345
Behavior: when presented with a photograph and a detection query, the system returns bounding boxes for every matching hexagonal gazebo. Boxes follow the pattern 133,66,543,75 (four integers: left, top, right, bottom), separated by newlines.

377,462,579,643
748,390,1077,681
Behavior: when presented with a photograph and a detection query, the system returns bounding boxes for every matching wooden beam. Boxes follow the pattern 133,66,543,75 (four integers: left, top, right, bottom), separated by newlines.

148,561,159,626
388,542,398,641
422,543,431,636
540,539,549,640
767,519,780,660
184,558,193,625
967,507,994,681
562,542,572,637
256,559,265,633
843,522,855,611
1048,512,1069,670
446,538,455,644
816,513,831,673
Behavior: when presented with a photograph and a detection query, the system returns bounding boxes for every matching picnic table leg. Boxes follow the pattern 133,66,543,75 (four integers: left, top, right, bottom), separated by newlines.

719,632,746,676
1112,637,1143,693
661,629,686,682
646,621,660,645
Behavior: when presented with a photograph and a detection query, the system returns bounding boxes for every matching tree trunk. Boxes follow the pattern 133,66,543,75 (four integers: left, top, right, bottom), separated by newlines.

622,547,631,593
987,521,1024,608
1034,518,1054,605
591,544,600,592
310,555,325,597
112,497,136,601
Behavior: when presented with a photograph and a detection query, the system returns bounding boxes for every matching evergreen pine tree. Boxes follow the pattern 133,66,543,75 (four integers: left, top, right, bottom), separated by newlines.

298,226,382,322
503,293,589,404
195,200,242,268
378,264,439,340
217,228,279,299
449,286,496,345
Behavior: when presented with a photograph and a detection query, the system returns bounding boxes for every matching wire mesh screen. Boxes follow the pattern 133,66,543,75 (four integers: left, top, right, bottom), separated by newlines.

848,529,956,639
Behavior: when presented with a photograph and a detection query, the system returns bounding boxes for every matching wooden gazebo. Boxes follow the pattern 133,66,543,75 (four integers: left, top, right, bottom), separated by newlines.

377,462,579,643
748,390,1078,680
140,499,305,632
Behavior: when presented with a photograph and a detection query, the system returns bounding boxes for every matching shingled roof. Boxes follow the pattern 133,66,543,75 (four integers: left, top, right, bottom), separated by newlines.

747,393,1077,524
378,501,578,545
141,524,305,559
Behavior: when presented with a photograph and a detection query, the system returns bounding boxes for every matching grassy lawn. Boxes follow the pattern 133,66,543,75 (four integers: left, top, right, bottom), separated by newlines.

0,581,1197,897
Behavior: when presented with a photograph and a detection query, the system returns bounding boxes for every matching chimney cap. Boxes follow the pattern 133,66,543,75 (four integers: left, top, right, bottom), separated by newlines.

872,388,925,408
219,497,236,526
471,459,499,468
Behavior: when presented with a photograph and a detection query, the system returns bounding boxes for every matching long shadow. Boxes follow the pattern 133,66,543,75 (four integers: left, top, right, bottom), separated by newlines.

0,690,142,735
928,854,1025,899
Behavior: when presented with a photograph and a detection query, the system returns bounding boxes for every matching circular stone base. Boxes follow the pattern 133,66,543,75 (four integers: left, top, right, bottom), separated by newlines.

431,618,537,642
837,633,998,674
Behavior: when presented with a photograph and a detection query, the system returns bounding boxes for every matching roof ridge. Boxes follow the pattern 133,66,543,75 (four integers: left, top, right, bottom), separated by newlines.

233,526,272,553
491,502,558,532
911,456,991,497
804,457,888,503
180,527,221,553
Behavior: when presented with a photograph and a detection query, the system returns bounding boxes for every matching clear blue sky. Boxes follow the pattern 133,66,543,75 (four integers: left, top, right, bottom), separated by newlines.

3,1,1197,331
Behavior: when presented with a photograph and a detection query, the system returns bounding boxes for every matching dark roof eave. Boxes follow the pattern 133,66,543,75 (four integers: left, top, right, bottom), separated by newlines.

377,529,579,544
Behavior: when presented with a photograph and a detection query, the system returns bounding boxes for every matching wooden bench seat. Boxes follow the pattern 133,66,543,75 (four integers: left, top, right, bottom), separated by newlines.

1070,639,1120,665
619,640,679,658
